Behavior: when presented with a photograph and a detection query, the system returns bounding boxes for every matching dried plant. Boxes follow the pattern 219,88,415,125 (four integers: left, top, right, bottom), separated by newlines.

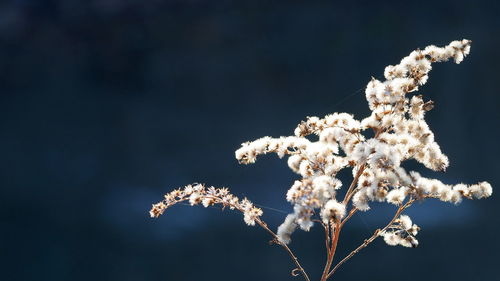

150,39,492,281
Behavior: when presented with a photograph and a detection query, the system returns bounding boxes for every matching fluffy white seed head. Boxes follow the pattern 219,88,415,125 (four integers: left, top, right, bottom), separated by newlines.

152,40,492,255
277,214,298,244
321,200,346,224
470,182,493,199
398,215,413,230
386,188,407,205
353,189,371,211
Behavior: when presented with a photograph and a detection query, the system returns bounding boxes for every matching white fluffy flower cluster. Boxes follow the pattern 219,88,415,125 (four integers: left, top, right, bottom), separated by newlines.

234,39,492,245
150,183,263,226
380,215,420,248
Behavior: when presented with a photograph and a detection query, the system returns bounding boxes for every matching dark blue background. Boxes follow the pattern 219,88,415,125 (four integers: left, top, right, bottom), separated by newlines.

1,1,499,280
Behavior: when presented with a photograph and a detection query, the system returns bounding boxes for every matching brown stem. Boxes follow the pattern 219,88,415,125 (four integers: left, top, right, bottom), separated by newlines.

325,222,331,256
316,219,331,256
318,128,388,281
326,198,415,279
320,220,341,281
342,164,366,205
155,194,310,281
255,218,311,281
340,208,358,229
319,158,368,281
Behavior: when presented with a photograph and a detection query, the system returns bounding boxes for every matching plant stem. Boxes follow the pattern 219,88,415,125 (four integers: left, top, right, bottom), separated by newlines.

255,218,311,281
340,208,358,229
342,164,366,205
319,161,367,281
326,198,415,279
320,220,341,281
318,129,387,281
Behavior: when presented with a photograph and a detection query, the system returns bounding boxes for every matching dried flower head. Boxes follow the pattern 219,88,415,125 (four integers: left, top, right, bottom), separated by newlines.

150,183,263,226
150,39,491,281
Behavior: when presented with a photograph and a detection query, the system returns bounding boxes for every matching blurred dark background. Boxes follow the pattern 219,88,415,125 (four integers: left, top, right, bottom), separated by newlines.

1,1,499,281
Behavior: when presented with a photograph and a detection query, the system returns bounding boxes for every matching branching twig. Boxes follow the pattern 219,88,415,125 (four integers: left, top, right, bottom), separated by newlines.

150,40,491,281
320,220,340,281
340,207,358,229
326,198,416,279
342,164,366,205
315,219,331,256
255,218,311,281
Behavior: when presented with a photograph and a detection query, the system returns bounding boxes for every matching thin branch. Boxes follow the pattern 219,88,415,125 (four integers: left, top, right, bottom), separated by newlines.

326,198,415,279
342,163,366,205
320,221,341,281
255,218,311,281
152,190,310,281
318,159,367,281
315,219,331,256
319,129,385,281
340,207,358,229
325,221,331,256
